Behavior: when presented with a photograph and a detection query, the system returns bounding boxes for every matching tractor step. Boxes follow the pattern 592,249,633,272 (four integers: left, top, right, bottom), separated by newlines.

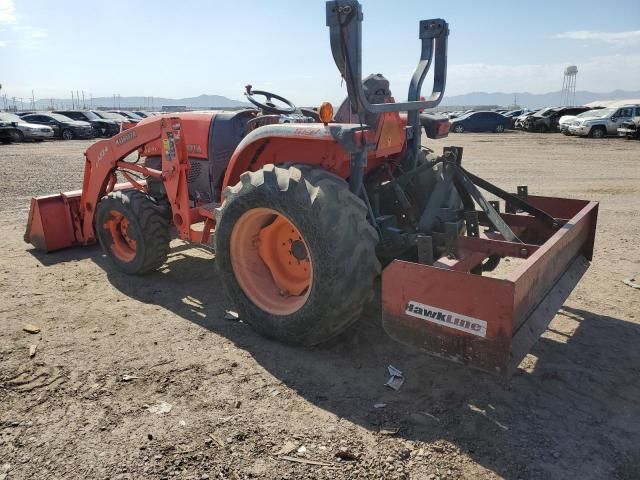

381,194,598,376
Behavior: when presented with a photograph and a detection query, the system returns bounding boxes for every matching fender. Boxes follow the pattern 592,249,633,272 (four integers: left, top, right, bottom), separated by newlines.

221,112,406,195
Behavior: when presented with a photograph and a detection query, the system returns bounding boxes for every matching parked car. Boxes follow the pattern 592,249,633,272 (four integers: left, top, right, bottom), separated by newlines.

0,121,20,144
617,116,640,140
20,112,94,140
54,110,119,137
0,112,55,142
523,106,590,133
558,110,600,134
93,110,140,127
568,105,640,138
502,109,529,127
108,110,144,121
450,111,510,133
514,109,543,129
132,111,153,118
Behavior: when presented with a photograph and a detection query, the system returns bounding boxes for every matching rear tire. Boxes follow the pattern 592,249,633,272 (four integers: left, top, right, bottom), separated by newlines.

453,124,465,133
95,189,170,275
214,164,380,346
589,126,606,139
495,124,505,133
61,129,74,140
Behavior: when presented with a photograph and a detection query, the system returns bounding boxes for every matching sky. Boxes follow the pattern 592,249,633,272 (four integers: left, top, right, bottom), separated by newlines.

1,0,639,105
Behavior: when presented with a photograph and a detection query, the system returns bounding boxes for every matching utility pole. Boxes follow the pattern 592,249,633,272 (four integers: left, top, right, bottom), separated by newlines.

71,90,75,109
82,90,86,109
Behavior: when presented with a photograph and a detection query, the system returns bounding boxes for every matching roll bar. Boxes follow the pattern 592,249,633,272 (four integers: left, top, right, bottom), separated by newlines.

326,0,449,116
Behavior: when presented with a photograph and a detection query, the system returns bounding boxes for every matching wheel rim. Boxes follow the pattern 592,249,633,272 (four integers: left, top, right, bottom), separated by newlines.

230,208,312,315
497,125,504,132
594,128,604,138
103,210,137,262
62,130,72,140
454,125,463,133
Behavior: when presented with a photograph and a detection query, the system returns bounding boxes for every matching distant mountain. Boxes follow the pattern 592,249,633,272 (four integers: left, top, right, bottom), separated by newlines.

31,94,249,111
18,89,640,112
440,90,640,109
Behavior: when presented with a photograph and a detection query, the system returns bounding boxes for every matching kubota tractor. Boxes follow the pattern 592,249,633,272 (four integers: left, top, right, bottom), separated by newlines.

25,1,598,375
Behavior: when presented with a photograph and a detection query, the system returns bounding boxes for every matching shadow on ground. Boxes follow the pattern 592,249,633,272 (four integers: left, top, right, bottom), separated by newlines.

32,245,640,479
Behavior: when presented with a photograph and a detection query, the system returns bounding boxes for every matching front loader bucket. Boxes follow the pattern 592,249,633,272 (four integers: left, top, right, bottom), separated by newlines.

382,195,598,376
24,190,83,252
25,182,136,253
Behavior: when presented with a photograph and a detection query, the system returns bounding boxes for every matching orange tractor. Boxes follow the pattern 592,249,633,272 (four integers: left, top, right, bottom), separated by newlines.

25,1,598,375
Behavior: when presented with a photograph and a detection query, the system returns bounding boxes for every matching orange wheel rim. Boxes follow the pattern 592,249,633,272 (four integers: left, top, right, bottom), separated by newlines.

103,210,137,262
230,208,312,315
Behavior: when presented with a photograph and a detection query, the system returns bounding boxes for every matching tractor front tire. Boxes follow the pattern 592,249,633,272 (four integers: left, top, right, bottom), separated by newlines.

214,164,380,346
95,189,170,275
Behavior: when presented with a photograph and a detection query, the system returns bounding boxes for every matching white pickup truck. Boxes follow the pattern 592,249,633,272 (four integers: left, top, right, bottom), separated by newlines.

568,105,640,138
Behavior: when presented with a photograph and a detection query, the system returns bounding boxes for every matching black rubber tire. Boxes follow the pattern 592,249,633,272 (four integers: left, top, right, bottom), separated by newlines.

61,129,74,140
589,126,606,139
214,164,380,346
95,189,170,275
11,130,25,142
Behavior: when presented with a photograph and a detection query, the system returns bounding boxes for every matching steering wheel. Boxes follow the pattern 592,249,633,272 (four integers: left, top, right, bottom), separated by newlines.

244,85,297,114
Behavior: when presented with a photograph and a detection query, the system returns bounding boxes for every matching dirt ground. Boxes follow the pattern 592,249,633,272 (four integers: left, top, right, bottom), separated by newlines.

1,132,639,480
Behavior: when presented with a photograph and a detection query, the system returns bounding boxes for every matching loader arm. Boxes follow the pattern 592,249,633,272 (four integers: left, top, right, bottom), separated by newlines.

25,117,193,252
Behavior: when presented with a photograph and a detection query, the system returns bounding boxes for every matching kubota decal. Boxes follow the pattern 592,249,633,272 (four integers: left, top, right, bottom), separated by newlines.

114,130,138,146
405,301,487,337
293,127,328,136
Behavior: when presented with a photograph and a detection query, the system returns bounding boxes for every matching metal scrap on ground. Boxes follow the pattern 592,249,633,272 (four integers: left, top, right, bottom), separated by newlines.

384,365,405,391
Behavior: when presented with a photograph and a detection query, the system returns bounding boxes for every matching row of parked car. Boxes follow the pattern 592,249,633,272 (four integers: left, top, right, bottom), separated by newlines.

0,110,157,143
514,104,640,139
439,105,640,140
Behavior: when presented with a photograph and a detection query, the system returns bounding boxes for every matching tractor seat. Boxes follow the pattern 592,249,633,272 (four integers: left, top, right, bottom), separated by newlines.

334,73,392,124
